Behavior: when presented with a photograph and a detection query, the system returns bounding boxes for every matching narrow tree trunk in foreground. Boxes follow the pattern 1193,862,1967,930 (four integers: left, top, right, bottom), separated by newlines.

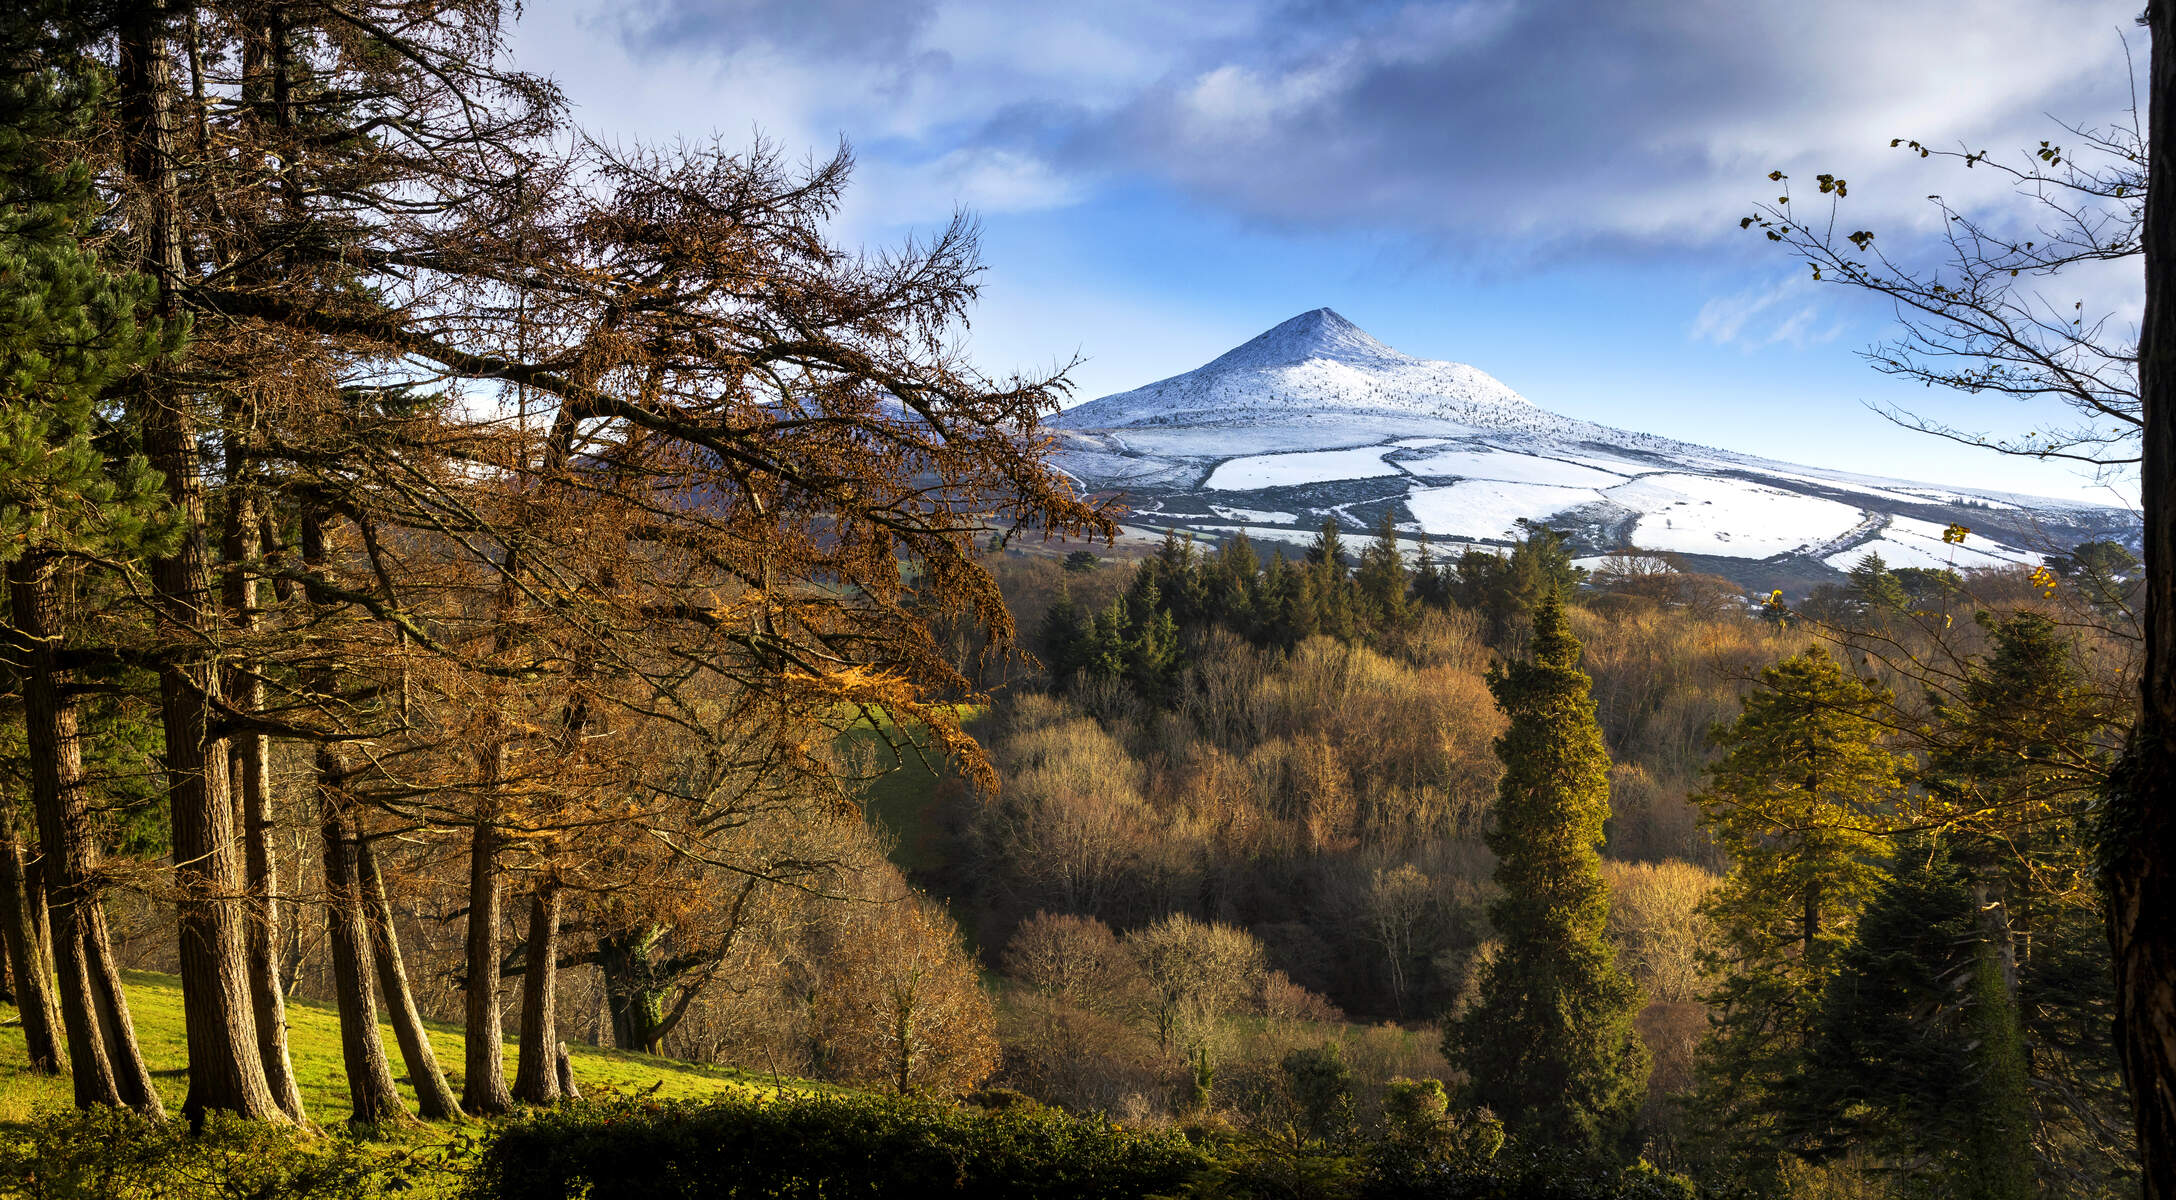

462,816,514,1115
358,835,462,1120
316,753,411,1127
118,0,280,1125
80,901,161,1115
8,554,161,1112
512,885,562,1105
2118,8,2176,1200
0,807,65,1075
223,446,307,1123
554,1042,579,1100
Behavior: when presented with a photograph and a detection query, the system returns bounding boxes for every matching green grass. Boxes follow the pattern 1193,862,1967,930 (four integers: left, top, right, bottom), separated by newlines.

838,704,981,876
0,969,815,1127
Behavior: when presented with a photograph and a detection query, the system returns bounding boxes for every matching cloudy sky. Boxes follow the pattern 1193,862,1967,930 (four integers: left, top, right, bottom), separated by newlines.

509,0,2142,505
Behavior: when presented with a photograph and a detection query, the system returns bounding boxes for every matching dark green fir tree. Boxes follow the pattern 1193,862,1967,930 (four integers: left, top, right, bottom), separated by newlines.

1688,647,1906,1185
1792,840,2035,1200
1355,508,1409,630
1448,589,1648,1154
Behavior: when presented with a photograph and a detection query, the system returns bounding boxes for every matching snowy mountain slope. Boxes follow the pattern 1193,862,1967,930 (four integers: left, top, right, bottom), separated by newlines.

1049,309,2135,588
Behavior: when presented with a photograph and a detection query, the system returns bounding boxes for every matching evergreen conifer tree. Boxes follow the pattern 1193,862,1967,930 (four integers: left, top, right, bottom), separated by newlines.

1305,516,1348,570
1845,552,1910,616
1689,647,1907,1181
1206,531,1259,634
1036,588,1084,687
1412,538,1449,610
1921,611,2131,1184
1355,509,1409,629
1792,841,2035,1200
1264,551,1315,647
1448,589,1648,1153
0,26,177,1110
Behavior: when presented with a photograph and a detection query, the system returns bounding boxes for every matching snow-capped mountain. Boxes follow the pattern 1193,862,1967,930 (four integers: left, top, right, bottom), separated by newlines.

1049,309,2135,589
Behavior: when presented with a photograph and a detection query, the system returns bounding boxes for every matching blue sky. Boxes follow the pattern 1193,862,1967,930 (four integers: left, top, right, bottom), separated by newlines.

509,0,2143,507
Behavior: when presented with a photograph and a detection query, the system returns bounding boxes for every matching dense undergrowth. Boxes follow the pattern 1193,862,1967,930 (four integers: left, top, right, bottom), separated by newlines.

0,1093,1702,1200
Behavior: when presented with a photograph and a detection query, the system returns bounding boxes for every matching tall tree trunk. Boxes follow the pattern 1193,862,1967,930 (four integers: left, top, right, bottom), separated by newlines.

554,1042,580,1101
315,750,412,1127
0,805,66,1075
7,553,160,1112
0,903,13,1004
512,885,562,1105
462,813,514,1115
117,0,281,1125
599,925,670,1055
222,419,306,1122
80,900,161,1114
357,835,462,1120
2119,8,2176,1199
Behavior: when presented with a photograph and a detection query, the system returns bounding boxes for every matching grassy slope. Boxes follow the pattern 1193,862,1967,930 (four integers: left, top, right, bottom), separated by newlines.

839,705,980,876
0,970,811,1126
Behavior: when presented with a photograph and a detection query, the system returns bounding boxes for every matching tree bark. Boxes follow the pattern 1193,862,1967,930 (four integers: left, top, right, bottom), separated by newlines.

2109,8,2176,1199
512,885,562,1105
223,423,307,1123
80,900,161,1115
554,1042,580,1101
6,553,161,1113
116,0,281,1125
0,805,66,1075
315,750,412,1127
462,815,514,1115
599,925,669,1054
2117,9,2176,1200
357,835,462,1120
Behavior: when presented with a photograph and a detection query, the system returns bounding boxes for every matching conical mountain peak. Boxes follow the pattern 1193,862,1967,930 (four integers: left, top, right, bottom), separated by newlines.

1202,308,1407,371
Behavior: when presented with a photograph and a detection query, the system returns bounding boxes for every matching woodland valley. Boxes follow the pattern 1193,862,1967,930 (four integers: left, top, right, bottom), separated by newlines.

2,3,2175,1200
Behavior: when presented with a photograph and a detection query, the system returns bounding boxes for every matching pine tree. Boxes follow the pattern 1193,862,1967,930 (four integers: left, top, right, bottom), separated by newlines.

1920,611,2132,1184
1355,509,1409,630
1264,551,1315,647
1924,610,2113,908
1448,590,1648,1154
1845,552,1909,616
1792,841,2035,1200
1303,518,1359,642
1412,537,1450,610
1305,516,1348,570
1036,587,1085,687
0,24,176,1113
1205,530,1260,634
1689,647,1907,1181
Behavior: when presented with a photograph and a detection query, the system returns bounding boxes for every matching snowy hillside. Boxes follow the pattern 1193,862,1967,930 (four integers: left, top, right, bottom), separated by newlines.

1049,309,2135,588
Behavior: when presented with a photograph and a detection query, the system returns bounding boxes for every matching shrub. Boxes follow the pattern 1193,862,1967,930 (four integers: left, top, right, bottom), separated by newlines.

464,1093,1209,1200
1360,1145,1699,1200
0,1107,468,1200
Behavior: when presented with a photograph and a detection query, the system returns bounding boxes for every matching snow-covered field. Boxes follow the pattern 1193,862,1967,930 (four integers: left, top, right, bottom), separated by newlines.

1614,474,1863,558
1407,481,1604,541
1210,504,1300,525
1207,447,1401,489
1821,516,2044,572
1396,445,1629,487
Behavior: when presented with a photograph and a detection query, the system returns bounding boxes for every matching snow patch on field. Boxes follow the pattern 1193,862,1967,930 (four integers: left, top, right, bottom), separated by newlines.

1613,474,1863,558
1822,517,2045,572
1396,446,1628,487
1210,504,1299,525
1207,447,1401,489
1406,481,1603,541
